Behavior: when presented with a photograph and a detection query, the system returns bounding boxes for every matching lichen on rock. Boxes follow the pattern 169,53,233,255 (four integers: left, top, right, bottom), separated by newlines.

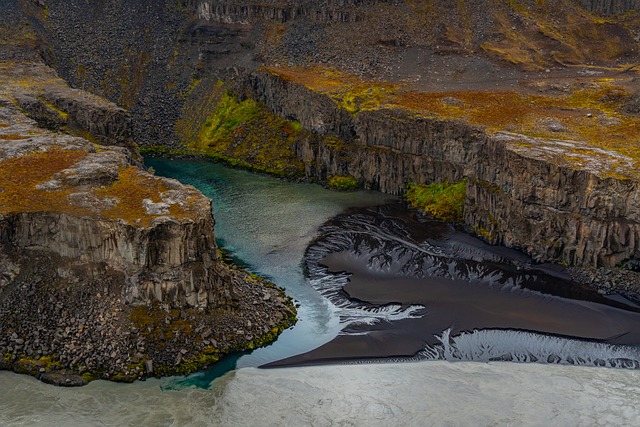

0,12,296,385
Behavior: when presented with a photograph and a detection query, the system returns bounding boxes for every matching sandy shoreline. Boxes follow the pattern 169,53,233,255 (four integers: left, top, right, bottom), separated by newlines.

267,204,640,368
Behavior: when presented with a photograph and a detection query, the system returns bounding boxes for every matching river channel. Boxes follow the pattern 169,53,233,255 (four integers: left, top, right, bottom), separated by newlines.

1,157,640,426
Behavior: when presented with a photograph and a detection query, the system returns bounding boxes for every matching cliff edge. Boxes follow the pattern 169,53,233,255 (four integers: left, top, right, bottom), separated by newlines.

0,9,295,385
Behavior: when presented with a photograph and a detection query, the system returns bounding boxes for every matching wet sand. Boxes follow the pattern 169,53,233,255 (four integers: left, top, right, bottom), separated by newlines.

265,204,640,368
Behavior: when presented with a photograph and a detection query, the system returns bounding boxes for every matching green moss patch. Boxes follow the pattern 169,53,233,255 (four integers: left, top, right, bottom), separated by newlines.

265,66,397,115
328,175,358,191
186,91,305,178
406,180,467,222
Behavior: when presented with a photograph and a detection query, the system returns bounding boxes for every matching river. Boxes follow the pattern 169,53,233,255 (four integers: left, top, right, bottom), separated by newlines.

1,158,639,426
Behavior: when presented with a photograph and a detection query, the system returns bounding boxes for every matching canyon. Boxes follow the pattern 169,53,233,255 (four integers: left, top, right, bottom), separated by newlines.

28,0,640,270
1,0,640,386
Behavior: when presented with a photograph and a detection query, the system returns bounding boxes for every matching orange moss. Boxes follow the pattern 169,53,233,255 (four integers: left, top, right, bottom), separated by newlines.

264,66,397,114
394,84,640,167
266,65,640,177
95,166,196,226
0,148,201,226
0,149,90,215
265,23,287,47
395,90,533,130
265,66,356,92
0,133,29,140
491,0,638,69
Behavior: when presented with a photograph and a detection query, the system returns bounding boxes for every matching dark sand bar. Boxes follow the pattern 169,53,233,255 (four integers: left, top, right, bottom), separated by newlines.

266,204,640,368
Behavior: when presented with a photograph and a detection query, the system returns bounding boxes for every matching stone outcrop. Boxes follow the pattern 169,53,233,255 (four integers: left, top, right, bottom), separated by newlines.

0,96,221,309
189,0,395,24
1,61,138,156
467,134,640,268
0,13,295,384
0,86,295,383
246,69,481,193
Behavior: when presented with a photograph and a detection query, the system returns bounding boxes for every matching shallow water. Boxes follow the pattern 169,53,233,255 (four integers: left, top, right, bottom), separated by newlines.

282,203,640,367
145,157,395,370
2,361,640,426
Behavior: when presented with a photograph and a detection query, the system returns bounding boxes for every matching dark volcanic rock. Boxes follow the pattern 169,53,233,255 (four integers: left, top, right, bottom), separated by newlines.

577,0,640,15
0,10,296,385
246,69,640,269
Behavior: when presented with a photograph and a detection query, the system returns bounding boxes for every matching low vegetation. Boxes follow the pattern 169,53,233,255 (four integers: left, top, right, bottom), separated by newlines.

405,180,467,222
265,66,397,115
186,90,306,178
0,147,200,227
266,65,640,178
327,175,358,191
0,148,89,215
95,166,196,226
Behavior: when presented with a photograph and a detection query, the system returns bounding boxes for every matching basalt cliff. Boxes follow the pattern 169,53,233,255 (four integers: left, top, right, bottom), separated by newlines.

0,3,295,385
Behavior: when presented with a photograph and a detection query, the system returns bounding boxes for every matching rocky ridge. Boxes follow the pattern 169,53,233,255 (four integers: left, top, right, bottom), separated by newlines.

0,15,295,385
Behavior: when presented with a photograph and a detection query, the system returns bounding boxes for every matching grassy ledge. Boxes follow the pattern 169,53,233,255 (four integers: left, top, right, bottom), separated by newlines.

327,175,359,191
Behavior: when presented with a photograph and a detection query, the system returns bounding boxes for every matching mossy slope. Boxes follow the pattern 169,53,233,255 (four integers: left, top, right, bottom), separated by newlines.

406,180,467,222
164,80,308,178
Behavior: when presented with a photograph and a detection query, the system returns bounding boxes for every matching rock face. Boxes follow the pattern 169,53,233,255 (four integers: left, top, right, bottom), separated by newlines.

577,0,639,15
190,0,393,24
246,70,640,269
3,63,139,157
0,73,227,309
0,11,295,384
467,134,640,269
3,210,226,309
27,0,260,147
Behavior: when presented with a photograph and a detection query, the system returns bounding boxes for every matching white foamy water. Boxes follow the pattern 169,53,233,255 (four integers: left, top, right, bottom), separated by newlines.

2,361,639,426
421,328,640,368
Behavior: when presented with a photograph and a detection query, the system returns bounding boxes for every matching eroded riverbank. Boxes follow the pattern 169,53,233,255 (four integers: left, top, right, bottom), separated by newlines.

148,158,640,372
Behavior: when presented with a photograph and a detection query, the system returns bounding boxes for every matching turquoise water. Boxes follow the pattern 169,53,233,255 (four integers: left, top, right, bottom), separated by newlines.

145,157,395,374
